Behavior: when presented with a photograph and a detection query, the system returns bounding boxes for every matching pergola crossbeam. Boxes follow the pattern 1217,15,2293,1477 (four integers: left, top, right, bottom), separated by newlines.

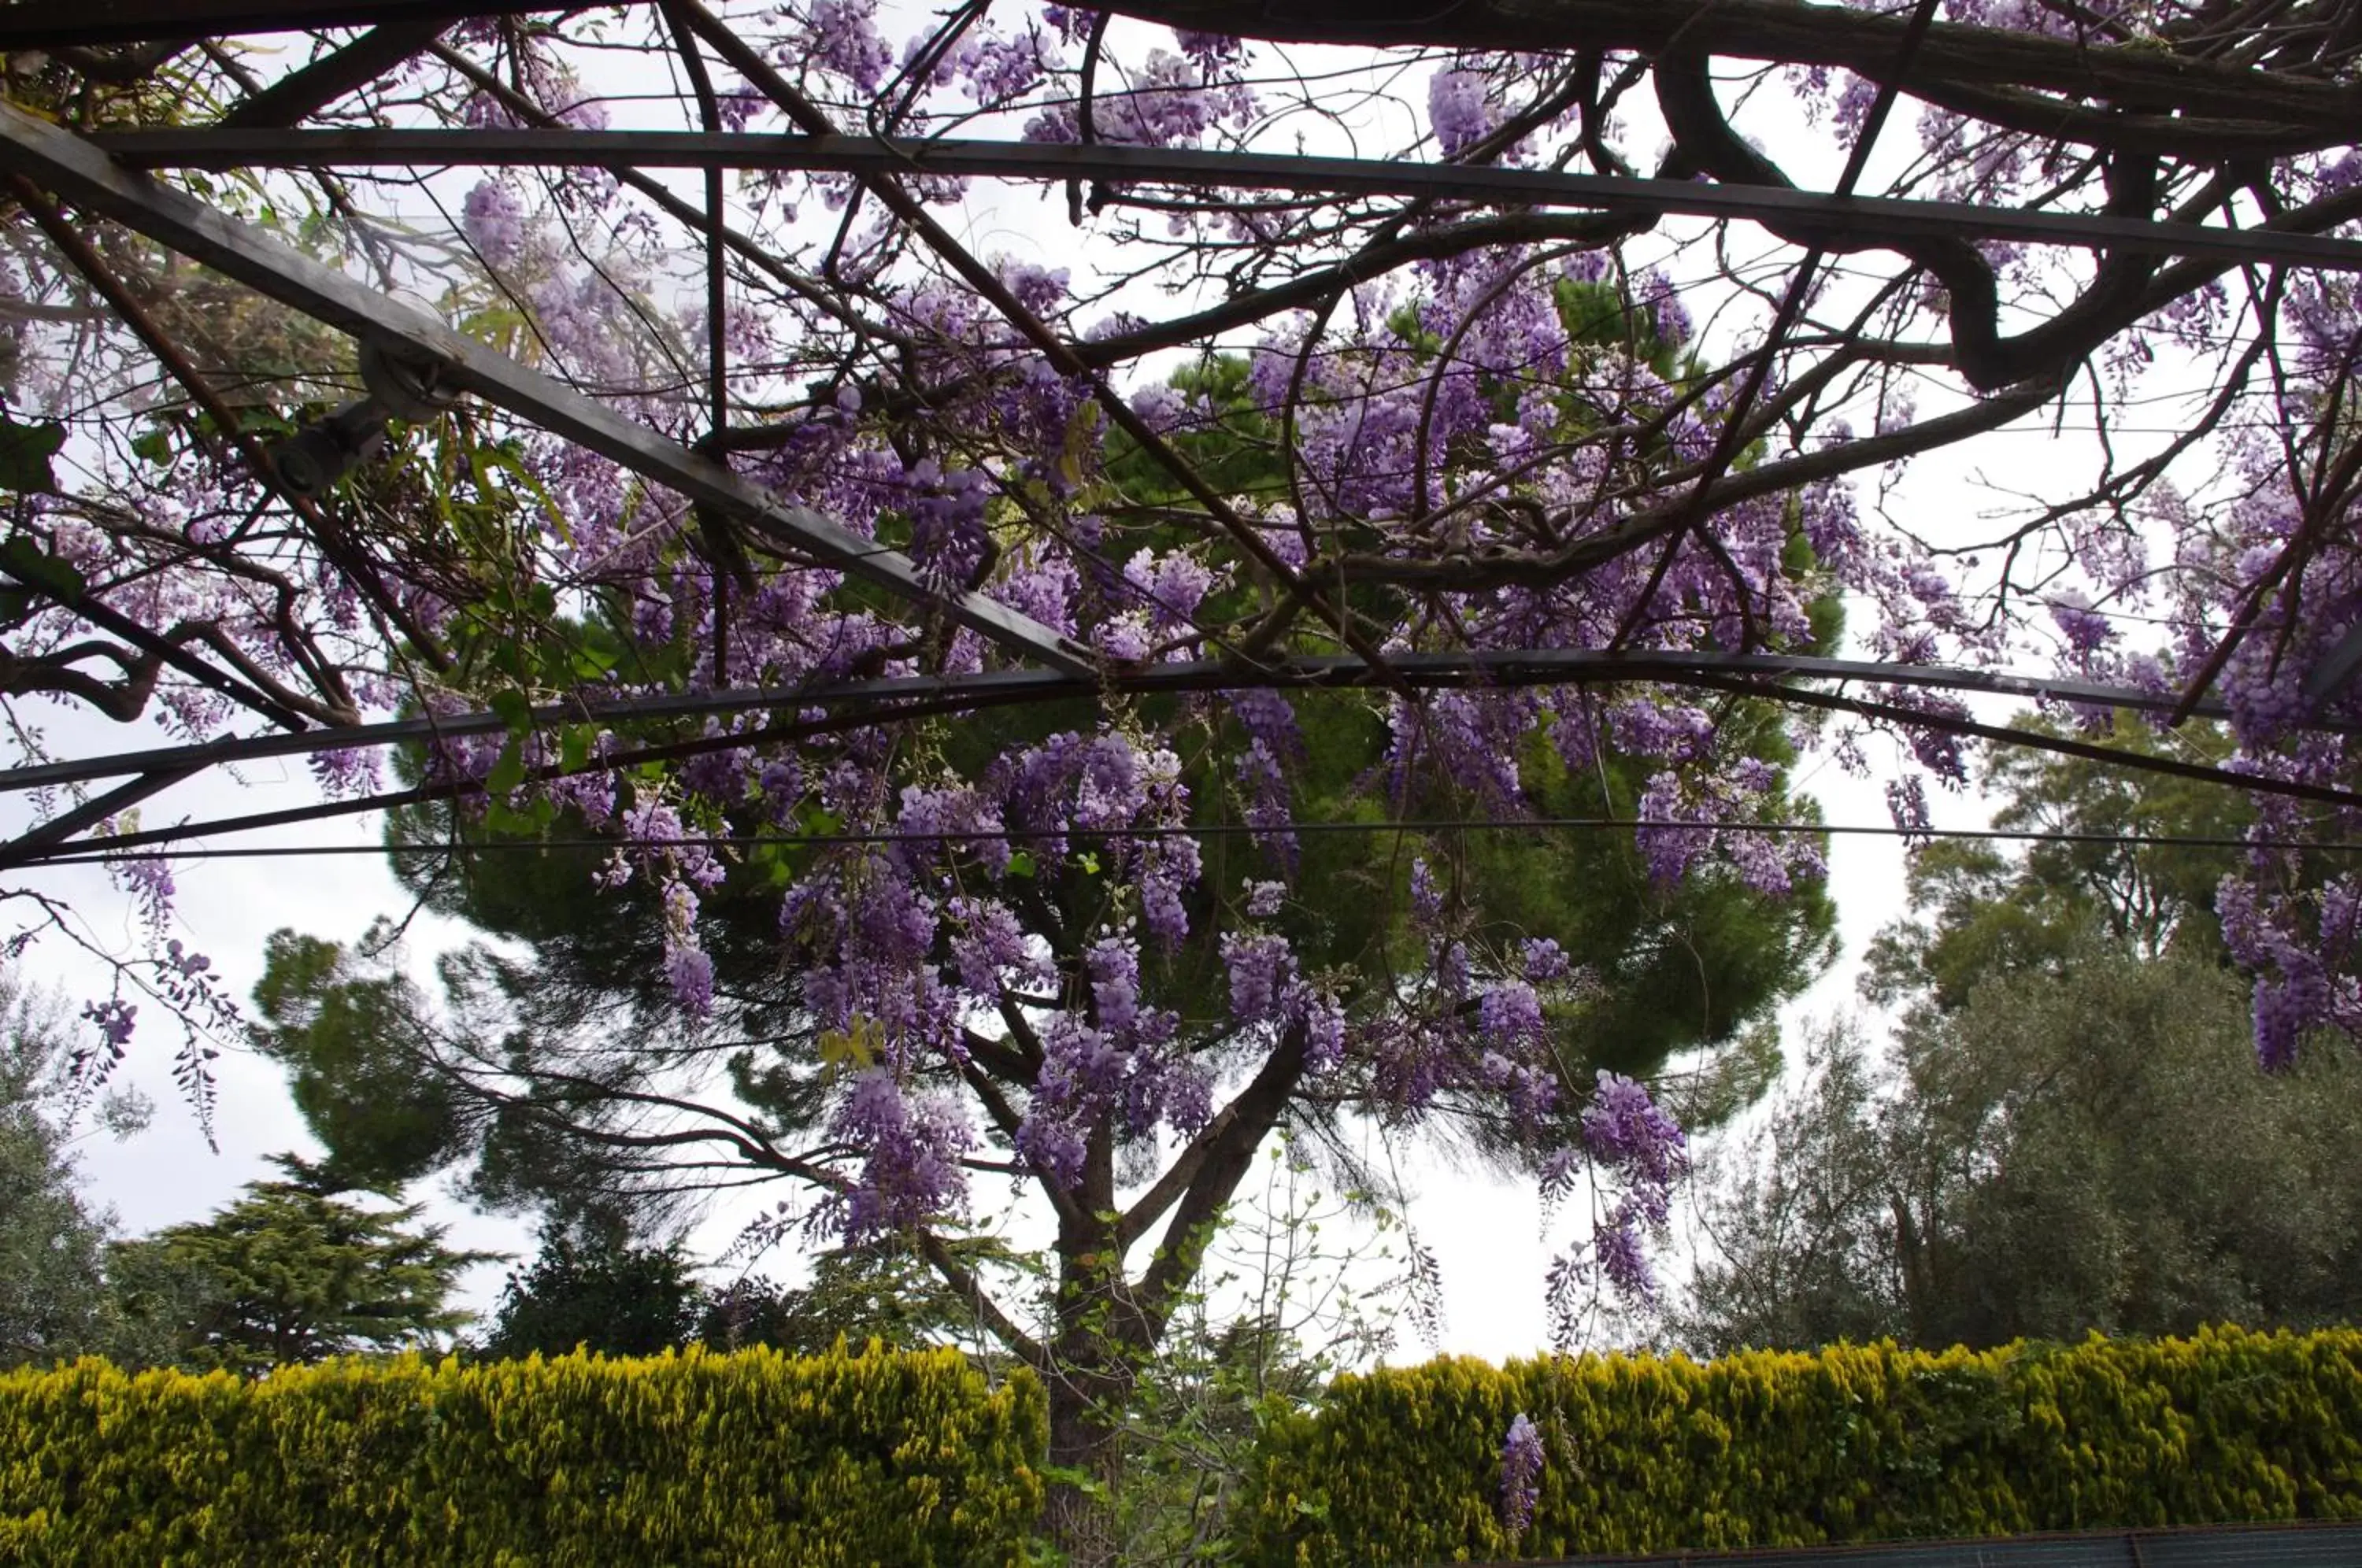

83,128,2362,273
0,0,546,49
0,649,2289,797
0,104,1094,677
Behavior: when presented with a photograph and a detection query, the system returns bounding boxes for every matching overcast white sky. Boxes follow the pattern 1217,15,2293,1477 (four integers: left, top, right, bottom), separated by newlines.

0,25,2208,1364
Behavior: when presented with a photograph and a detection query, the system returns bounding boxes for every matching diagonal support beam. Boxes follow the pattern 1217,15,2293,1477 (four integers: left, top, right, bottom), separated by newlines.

219,20,452,128
0,765,201,871
0,104,1093,676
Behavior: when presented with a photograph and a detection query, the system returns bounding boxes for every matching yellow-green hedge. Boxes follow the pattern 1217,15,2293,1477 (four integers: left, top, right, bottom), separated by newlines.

1235,1326,2362,1566
0,1342,1045,1566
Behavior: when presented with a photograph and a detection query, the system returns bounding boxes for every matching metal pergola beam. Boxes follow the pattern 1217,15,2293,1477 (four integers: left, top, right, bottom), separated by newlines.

0,0,537,48
0,104,1094,677
0,649,2286,796
1,0,2345,139
217,20,452,129
85,128,2362,272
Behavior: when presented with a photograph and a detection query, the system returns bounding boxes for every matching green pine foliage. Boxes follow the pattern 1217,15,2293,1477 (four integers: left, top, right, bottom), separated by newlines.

0,1344,1046,1565
1235,1328,2362,1566
474,1221,706,1363
105,1182,501,1378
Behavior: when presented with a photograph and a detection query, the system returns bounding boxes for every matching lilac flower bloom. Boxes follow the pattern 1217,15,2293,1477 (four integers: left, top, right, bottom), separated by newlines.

1499,1412,1542,1536
1581,1071,1687,1188
1521,938,1571,982
1593,1212,1657,1303
1409,857,1444,920
1428,68,1494,157
460,179,528,268
1479,982,1546,1048
1220,930,1295,1023
2046,590,2113,656
664,943,715,1018
1303,992,1347,1070
834,1070,972,1241
1087,934,1142,1037
82,999,136,1056
309,747,382,799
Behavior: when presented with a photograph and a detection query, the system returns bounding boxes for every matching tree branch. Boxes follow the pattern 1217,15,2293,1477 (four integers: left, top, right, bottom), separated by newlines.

1127,1022,1311,1335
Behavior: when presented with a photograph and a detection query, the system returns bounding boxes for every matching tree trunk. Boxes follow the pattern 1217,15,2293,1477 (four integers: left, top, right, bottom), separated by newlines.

1043,1359,1128,1568
1890,1190,1934,1346
1038,1113,1142,1565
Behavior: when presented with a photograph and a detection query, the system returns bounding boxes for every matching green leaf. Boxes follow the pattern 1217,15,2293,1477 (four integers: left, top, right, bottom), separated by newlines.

486,737,527,799
816,1017,883,1083
130,427,174,467
483,798,533,835
1037,1463,1109,1500
1078,851,1101,875
0,537,84,601
0,416,66,494
489,689,533,738
560,725,593,775
1005,850,1037,879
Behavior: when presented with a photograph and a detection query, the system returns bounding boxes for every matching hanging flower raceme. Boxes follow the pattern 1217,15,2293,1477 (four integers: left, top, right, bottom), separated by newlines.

1499,1412,1543,1537
831,1068,974,1241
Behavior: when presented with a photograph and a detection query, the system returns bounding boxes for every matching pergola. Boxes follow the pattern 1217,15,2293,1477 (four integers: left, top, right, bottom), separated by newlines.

4,0,2361,871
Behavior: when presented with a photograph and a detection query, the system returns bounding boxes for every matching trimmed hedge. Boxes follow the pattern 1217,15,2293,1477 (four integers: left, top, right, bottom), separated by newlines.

1235,1326,2362,1566
0,1341,1045,1566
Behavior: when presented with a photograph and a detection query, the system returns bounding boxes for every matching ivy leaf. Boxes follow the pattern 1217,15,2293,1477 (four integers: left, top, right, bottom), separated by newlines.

0,415,65,494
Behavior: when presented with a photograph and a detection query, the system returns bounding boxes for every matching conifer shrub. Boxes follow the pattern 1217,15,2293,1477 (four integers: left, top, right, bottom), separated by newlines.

1235,1327,2362,1565
0,1342,1045,1565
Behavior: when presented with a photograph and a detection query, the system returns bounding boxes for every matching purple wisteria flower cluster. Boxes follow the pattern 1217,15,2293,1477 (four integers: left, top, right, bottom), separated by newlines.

1500,1411,1544,1537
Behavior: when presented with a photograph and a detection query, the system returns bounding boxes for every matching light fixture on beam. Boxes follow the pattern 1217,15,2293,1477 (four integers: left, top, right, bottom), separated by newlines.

2301,620,2362,719
265,337,454,498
